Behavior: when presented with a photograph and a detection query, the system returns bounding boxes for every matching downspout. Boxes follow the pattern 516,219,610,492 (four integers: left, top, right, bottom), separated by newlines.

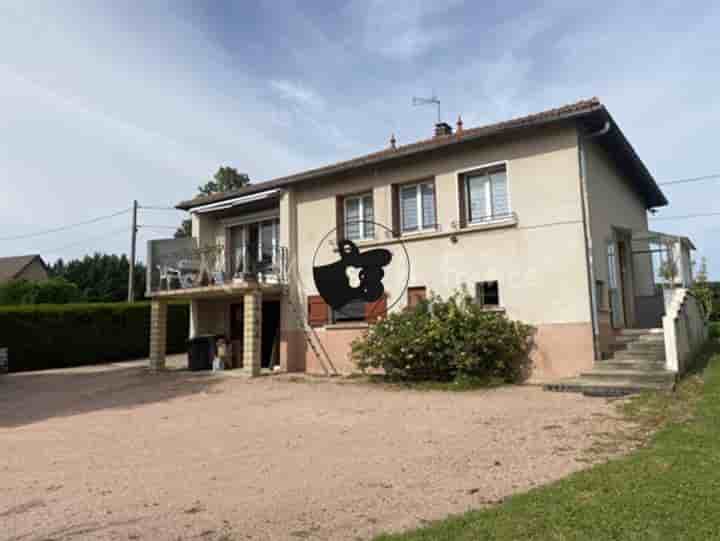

577,120,611,362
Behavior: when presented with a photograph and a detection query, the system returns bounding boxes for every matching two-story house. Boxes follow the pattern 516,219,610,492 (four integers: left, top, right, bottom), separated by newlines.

146,98,695,380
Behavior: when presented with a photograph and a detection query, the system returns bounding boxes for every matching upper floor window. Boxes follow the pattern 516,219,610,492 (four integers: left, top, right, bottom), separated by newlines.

344,193,374,241
399,181,436,233
462,165,510,224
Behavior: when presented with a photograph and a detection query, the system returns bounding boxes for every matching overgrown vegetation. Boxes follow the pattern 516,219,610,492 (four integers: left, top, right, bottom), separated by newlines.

352,289,534,384
0,302,188,372
0,277,84,305
375,338,720,541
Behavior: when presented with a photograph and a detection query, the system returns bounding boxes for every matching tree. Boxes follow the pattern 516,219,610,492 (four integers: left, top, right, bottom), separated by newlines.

197,166,250,196
50,253,147,302
175,166,250,238
691,257,713,321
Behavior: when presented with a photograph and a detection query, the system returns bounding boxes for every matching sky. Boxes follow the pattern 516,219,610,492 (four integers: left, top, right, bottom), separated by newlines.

1,1,718,276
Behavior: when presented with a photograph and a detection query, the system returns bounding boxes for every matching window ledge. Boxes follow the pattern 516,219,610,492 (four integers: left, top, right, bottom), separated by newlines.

325,322,369,330
349,215,517,249
479,306,505,313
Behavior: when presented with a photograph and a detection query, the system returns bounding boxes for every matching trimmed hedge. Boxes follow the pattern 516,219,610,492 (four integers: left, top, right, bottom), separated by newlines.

0,302,189,372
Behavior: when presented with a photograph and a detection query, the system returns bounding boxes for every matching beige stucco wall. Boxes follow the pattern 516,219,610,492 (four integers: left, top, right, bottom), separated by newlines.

293,125,590,327
584,139,655,332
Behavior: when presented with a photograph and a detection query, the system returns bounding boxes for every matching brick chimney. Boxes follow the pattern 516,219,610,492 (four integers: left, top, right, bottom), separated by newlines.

434,121,453,137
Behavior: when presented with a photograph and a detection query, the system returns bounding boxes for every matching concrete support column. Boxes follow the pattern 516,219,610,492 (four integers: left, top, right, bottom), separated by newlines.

243,289,262,376
189,299,199,339
149,299,167,370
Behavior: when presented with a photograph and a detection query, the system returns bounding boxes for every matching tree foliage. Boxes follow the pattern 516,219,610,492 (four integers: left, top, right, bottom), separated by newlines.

48,253,147,303
175,166,250,238
197,166,250,196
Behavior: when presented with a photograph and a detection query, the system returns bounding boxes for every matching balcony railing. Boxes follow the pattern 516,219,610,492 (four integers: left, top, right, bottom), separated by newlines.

146,237,288,294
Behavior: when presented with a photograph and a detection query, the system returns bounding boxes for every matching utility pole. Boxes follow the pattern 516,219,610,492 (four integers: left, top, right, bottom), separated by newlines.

128,200,138,303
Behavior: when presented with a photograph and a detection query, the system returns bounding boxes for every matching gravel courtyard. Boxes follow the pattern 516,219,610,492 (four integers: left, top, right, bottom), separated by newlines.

1,357,624,541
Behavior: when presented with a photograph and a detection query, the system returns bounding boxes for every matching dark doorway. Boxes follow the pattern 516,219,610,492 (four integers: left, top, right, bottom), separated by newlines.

230,303,244,368
262,300,281,369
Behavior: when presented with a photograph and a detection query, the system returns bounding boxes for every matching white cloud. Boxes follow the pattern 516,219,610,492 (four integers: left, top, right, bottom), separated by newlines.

270,79,324,109
355,0,463,60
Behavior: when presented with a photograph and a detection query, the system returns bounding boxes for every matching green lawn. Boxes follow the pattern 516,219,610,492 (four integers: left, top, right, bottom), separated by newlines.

376,337,720,541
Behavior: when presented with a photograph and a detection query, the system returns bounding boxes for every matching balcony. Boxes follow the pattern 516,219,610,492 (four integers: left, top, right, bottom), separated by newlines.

146,237,288,298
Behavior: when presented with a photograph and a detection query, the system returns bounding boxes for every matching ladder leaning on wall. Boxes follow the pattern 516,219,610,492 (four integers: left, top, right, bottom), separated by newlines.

281,260,338,376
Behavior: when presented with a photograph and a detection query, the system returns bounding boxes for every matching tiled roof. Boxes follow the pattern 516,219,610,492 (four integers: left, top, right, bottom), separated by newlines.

177,98,666,209
0,255,45,282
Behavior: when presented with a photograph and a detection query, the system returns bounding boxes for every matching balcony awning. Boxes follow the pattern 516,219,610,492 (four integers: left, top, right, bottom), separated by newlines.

191,188,281,214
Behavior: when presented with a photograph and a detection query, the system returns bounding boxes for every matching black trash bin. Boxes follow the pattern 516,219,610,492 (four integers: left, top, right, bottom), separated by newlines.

187,335,215,371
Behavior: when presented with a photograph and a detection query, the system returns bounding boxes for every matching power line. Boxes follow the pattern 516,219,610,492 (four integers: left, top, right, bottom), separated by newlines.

658,173,720,186
650,211,720,221
138,225,178,230
0,208,130,241
39,226,129,253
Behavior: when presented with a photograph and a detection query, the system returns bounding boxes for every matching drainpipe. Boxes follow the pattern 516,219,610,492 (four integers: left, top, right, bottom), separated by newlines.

577,120,611,362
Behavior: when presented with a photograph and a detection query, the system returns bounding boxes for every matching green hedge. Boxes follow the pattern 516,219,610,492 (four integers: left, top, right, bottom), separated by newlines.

0,302,189,372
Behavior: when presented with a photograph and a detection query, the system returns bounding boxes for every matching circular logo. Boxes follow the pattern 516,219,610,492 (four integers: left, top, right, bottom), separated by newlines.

312,220,410,320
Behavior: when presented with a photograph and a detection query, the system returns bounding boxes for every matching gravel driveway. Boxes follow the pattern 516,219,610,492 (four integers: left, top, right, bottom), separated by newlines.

1,357,622,541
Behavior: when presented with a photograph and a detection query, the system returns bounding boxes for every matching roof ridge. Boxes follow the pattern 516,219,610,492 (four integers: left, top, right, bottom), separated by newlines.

178,98,605,209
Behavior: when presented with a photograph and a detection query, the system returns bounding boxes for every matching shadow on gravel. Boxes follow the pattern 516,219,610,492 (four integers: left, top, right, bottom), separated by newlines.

0,363,223,428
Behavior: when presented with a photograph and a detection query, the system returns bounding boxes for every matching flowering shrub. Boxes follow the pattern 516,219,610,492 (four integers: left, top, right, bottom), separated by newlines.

352,289,535,383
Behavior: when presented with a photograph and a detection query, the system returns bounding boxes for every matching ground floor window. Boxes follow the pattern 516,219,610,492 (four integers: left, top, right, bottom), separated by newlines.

476,281,500,307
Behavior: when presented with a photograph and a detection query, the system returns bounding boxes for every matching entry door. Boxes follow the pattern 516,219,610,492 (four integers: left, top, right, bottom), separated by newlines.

607,241,624,328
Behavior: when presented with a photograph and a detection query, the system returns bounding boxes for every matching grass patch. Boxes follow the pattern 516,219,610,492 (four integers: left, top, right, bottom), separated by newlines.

375,338,720,541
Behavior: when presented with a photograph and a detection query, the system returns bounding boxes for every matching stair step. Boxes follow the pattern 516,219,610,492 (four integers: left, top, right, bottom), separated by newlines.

619,328,663,336
615,351,665,361
580,369,675,383
627,345,666,354
596,360,666,371
544,378,674,395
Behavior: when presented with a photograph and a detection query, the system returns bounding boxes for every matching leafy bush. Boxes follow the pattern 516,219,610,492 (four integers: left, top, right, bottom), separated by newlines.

0,302,188,372
352,289,535,383
710,322,720,340
0,278,85,306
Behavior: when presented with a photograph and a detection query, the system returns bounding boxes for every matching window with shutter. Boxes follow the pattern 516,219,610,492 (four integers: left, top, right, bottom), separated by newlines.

308,295,329,327
365,294,387,323
407,286,427,308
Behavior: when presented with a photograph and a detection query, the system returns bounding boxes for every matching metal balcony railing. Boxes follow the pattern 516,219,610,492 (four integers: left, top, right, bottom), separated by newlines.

146,237,288,294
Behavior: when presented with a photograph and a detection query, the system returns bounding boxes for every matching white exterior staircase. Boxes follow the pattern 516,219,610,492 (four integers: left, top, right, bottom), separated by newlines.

544,328,675,396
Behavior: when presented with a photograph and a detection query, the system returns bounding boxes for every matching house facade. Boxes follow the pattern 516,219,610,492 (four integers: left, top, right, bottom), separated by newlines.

147,98,693,379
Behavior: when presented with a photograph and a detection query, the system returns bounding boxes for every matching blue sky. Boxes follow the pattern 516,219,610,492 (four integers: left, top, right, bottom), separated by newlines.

1,1,718,276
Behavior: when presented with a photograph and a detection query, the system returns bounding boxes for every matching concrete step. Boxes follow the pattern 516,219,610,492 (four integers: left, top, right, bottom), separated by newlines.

614,350,665,361
596,360,667,371
626,344,666,355
619,328,663,337
544,377,674,395
580,368,675,384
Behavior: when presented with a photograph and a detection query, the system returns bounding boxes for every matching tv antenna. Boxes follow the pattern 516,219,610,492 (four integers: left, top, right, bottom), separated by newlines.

412,94,441,123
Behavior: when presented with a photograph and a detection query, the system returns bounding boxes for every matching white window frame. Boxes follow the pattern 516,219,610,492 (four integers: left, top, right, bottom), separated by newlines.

344,193,374,241
454,160,512,226
400,181,436,234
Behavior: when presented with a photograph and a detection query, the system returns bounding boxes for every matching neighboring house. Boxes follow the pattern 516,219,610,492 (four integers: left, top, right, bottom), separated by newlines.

0,255,49,284
146,98,695,379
